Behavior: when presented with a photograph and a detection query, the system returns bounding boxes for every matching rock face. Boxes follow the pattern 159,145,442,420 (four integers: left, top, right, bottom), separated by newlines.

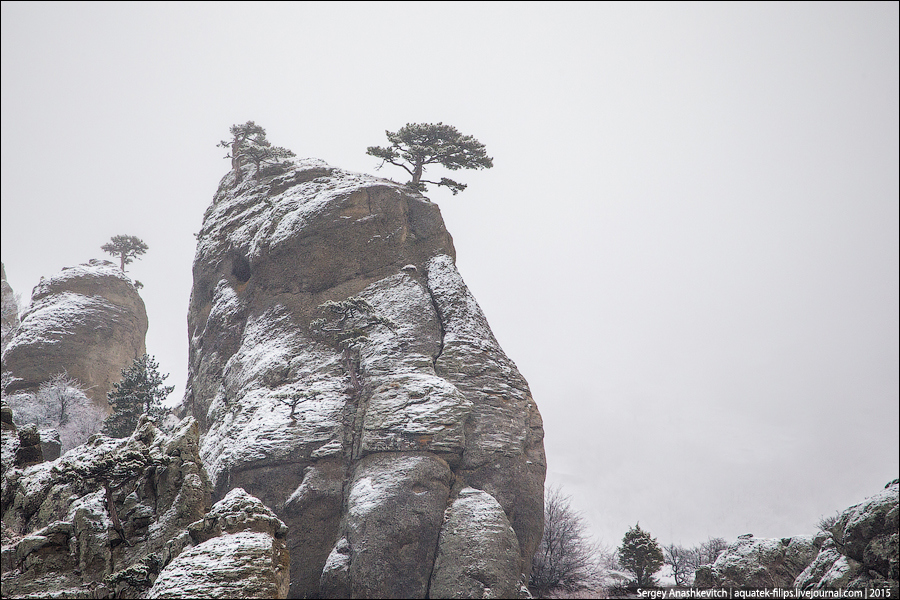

1,416,290,599
1,262,19,353
696,481,899,593
429,487,524,599
184,158,546,597
1,259,148,412
1,416,211,598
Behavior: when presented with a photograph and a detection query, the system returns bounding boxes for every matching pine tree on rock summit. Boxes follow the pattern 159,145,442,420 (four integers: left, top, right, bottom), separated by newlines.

101,235,148,272
366,122,493,194
219,121,295,184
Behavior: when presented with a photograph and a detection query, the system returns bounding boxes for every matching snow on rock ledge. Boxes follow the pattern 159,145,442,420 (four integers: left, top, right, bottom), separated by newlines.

147,488,289,599
184,158,546,597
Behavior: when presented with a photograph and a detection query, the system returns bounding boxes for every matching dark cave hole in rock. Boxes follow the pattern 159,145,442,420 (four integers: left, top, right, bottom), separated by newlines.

232,253,251,283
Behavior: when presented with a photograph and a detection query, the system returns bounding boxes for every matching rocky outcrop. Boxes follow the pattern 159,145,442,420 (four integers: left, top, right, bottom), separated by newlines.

1,416,212,598
13,423,45,469
1,259,148,412
696,481,899,592
1,262,19,352
147,487,289,599
795,480,898,592
693,534,823,588
1,400,17,477
184,158,546,597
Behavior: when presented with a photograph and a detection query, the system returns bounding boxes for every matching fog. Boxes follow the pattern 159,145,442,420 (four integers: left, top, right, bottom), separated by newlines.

2,2,897,548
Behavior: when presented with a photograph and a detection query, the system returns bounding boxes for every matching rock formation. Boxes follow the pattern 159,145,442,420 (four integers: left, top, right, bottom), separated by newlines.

1,415,289,598
183,158,546,597
147,487,290,599
1,259,148,412
693,534,823,588
1,263,19,353
795,479,898,593
1,416,210,597
696,480,899,593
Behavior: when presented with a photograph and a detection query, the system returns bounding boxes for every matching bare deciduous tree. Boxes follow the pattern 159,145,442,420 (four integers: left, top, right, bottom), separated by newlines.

5,372,105,453
697,537,728,567
664,544,695,586
530,485,601,598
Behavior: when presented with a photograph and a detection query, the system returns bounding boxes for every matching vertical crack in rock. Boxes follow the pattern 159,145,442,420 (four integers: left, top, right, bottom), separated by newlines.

424,278,447,374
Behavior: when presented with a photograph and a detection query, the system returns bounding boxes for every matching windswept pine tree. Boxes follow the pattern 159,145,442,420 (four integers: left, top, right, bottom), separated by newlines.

367,122,493,194
218,121,295,183
101,235,148,272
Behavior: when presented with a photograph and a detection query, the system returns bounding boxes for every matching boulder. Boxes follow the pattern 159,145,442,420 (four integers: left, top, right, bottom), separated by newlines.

147,488,290,599
38,427,61,462
14,423,44,469
184,158,546,597
1,259,148,412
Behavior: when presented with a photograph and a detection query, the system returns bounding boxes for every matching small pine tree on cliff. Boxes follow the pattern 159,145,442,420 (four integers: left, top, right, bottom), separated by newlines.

101,235,148,272
102,354,173,438
366,122,493,194
218,121,295,183
618,523,664,587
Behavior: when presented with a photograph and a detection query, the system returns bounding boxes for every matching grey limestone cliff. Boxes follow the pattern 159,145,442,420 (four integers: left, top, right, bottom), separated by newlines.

184,158,546,598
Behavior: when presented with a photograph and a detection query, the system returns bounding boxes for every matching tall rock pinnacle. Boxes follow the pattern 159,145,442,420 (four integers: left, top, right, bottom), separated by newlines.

185,158,546,598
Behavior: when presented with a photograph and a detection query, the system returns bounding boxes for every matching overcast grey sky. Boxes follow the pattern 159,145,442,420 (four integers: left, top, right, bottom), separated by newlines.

2,1,898,550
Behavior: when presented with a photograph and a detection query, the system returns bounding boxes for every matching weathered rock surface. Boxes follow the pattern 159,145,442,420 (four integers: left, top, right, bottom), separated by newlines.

184,158,546,597
693,534,823,588
696,480,899,593
1,262,19,353
13,423,45,469
147,487,289,599
795,480,899,592
1,400,18,478
1,259,148,411
1,416,212,598
429,487,524,599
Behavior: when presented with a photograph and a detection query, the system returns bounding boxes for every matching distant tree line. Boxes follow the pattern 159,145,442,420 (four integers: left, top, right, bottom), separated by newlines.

528,483,732,597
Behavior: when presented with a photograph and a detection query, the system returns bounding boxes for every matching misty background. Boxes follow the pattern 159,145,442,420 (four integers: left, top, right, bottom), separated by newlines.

2,2,898,551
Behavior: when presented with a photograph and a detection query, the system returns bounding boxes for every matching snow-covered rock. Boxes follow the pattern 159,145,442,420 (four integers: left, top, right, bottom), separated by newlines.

1,259,148,412
429,487,523,599
795,479,899,592
693,534,822,588
185,158,546,597
147,488,289,599
0,416,212,598
696,480,899,594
